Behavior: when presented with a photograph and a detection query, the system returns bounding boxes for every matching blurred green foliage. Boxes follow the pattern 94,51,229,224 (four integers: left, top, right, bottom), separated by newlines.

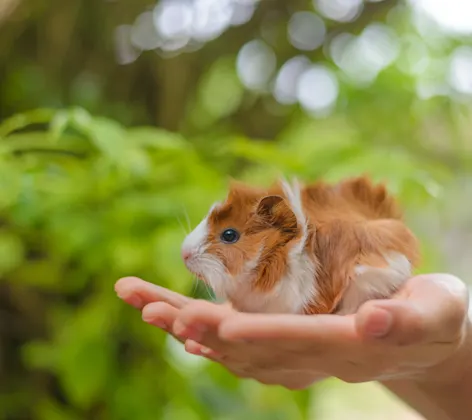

0,103,462,419
1,0,472,419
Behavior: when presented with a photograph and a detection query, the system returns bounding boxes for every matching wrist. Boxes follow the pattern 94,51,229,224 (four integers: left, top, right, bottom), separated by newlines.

383,319,472,420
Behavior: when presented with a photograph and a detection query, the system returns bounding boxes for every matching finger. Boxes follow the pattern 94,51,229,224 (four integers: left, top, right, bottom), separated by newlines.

142,301,178,330
184,339,205,356
219,312,356,344
179,300,235,334
174,300,235,351
115,276,191,310
356,273,469,346
140,301,187,344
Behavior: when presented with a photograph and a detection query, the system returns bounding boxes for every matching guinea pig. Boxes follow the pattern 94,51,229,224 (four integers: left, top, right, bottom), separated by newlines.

181,176,420,315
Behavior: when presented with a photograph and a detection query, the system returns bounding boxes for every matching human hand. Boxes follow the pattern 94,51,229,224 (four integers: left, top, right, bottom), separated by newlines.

114,277,321,389
115,273,471,388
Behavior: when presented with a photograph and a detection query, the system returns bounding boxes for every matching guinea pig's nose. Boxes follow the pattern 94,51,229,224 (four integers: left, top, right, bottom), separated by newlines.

181,248,192,261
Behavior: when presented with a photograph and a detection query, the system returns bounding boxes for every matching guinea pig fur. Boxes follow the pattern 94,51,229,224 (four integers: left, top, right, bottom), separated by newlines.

181,176,420,315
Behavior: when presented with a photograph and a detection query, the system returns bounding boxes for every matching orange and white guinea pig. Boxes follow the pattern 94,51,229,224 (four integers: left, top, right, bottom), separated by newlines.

181,176,420,315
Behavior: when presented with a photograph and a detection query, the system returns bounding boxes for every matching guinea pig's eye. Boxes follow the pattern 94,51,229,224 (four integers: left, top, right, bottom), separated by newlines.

220,228,240,244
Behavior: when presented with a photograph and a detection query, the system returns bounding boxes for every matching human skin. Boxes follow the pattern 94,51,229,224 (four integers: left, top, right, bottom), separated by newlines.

115,274,472,420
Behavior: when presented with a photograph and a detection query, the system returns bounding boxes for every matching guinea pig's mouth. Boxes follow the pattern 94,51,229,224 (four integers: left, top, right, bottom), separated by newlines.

194,272,205,281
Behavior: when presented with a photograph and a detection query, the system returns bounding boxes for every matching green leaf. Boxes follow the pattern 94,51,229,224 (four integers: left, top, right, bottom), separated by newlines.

229,137,303,171
127,127,188,150
0,108,56,138
84,117,129,161
49,110,70,142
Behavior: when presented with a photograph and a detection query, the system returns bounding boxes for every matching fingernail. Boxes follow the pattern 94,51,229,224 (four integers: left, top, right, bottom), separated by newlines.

200,346,220,358
200,346,212,355
366,308,393,338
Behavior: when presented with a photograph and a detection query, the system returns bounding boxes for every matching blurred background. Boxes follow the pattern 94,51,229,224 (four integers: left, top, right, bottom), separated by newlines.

0,0,471,419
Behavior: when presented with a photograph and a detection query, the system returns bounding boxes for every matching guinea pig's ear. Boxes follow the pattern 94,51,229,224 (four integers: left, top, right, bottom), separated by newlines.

255,195,297,230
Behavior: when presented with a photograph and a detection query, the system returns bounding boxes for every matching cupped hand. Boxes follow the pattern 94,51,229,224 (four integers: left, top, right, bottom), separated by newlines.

115,273,471,389
114,277,321,389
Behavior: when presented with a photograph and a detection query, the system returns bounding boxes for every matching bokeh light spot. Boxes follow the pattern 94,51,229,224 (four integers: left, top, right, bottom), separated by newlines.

448,46,472,95
154,0,192,40
330,23,399,86
314,0,363,22
114,25,141,65
130,11,161,51
236,39,276,90
273,55,312,104
287,11,326,51
296,65,339,114
410,0,472,34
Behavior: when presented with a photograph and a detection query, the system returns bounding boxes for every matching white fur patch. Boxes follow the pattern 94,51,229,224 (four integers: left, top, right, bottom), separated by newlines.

281,177,309,253
220,258,265,306
181,203,218,282
225,254,315,314
181,201,222,256
182,217,209,255
337,252,412,315
274,254,317,313
275,178,317,313
192,254,229,298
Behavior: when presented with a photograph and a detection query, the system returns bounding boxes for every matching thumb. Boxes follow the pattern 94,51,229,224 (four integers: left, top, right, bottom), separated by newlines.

355,274,468,346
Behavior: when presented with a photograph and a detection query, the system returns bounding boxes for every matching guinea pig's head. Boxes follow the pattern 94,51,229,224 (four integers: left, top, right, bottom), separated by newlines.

181,180,305,309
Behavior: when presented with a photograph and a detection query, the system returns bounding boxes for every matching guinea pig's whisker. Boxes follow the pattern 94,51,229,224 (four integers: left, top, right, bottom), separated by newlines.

190,276,199,298
176,215,188,235
183,208,191,232
202,281,214,302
